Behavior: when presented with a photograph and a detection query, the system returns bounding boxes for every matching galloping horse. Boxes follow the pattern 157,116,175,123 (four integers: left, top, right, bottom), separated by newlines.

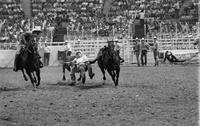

90,46,121,86
17,45,41,89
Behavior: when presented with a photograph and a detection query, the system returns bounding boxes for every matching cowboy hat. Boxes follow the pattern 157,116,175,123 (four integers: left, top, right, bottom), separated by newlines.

32,29,42,34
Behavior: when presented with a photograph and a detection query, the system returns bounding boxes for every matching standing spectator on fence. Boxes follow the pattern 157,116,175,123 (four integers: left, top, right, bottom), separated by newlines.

140,38,150,66
152,36,159,66
114,39,121,55
133,37,140,66
65,42,72,52
114,39,124,63
44,43,51,66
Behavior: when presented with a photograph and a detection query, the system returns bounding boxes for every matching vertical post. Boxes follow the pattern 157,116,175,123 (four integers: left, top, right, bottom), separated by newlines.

51,30,53,46
82,26,84,39
122,39,125,64
97,25,99,40
159,23,162,40
112,25,115,37
175,22,178,50
66,26,68,40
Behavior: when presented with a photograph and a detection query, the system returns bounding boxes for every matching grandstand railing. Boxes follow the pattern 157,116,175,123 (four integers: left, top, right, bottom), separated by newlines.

0,38,198,64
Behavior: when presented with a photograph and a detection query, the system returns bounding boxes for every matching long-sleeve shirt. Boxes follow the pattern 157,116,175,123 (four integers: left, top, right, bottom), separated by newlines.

72,55,89,65
44,46,51,53
152,41,158,52
140,42,150,51
133,43,140,52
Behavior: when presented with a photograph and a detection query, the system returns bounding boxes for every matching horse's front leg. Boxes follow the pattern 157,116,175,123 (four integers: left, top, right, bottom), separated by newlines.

21,69,28,81
62,64,66,81
35,69,41,87
32,72,37,83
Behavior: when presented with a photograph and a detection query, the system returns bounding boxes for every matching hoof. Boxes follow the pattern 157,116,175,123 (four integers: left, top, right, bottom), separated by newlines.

102,80,105,85
90,73,95,79
32,88,36,91
62,77,66,81
77,78,81,81
33,79,37,83
36,83,40,87
69,81,76,86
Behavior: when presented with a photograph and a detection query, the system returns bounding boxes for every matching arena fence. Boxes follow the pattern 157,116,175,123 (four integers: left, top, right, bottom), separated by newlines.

0,38,199,67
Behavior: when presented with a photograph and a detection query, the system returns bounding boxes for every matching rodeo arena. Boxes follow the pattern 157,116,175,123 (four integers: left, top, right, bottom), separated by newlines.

0,0,199,125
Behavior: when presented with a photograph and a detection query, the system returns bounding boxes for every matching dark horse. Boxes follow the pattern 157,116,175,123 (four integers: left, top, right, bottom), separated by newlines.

17,45,41,90
90,46,121,86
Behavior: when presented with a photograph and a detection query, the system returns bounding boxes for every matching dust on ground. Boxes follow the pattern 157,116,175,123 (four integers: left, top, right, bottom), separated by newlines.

0,64,198,126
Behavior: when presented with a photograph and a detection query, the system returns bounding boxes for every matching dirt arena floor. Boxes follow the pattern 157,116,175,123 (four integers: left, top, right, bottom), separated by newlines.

0,63,199,126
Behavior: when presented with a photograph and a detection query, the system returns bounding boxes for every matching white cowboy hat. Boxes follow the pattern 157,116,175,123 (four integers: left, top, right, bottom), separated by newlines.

32,28,42,34
76,51,82,55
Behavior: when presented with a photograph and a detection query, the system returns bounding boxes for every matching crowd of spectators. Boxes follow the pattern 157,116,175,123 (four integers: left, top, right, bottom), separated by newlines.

0,0,199,43
0,0,25,43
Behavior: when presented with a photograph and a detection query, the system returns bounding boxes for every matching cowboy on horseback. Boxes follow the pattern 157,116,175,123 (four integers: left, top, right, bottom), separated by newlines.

13,29,43,72
90,39,121,86
90,39,124,64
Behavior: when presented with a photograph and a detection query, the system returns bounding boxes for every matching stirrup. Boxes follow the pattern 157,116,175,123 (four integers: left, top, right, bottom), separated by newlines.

120,59,124,63
13,67,18,72
39,62,43,68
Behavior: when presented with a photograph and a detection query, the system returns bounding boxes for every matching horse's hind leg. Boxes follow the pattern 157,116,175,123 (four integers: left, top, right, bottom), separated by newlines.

26,71,36,90
36,69,41,87
107,68,115,86
115,67,120,86
99,66,106,84
98,63,106,82
32,72,37,83
21,69,28,81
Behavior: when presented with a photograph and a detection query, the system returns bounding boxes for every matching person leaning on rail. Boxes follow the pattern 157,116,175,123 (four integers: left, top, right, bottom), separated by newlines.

133,37,140,66
152,36,159,66
140,38,150,66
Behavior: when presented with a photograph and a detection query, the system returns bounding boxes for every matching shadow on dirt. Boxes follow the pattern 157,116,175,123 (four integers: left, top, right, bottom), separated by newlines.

47,81,69,86
0,87,25,92
46,81,112,90
75,83,105,90
122,83,159,89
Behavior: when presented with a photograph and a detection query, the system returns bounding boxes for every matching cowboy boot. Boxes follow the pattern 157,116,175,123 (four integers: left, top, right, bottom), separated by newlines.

70,74,76,85
39,60,43,68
